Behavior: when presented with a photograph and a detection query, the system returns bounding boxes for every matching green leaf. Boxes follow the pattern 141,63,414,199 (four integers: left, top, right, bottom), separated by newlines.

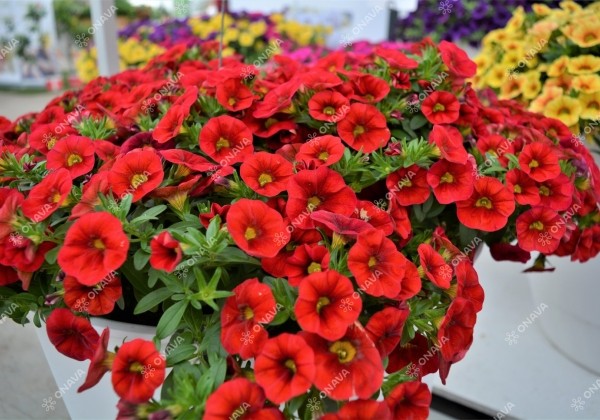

133,248,151,271
134,287,173,314
44,246,59,264
409,114,428,130
130,205,167,225
166,344,197,366
156,300,188,339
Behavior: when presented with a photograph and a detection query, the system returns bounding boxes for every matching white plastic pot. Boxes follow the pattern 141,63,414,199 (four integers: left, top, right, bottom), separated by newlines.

527,255,600,376
35,317,162,420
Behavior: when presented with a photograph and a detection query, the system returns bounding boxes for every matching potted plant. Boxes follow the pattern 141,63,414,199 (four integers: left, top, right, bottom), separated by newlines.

1,38,599,419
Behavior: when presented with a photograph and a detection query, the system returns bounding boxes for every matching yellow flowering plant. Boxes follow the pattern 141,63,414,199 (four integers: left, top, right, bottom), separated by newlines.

473,1,600,149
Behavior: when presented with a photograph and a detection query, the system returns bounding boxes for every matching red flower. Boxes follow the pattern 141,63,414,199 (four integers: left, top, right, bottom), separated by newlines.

216,78,255,111
21,168,72,222
426,159,474,204
302,324,384,400
108,149,164,202
348,229,407,298
46,136,95,178
295,270,361,340
58,212,130,285
220,278,278,359
394,259,422,301
421,91,460,125
428,125,468,164
150,231,182,272
387,333,439,377
374,47,419,70
254,333,315,404
204,378,284,420
310,210,372,239
63,272,122,316
516,206,566,253
438,297,476,366
111,339,166,404
386,165,430,206
490,242,531,263
537,173,574,211
253,79,300,119
418,243,452,289
353,200,395,236
240,152,294,197
0,237,54,289
322,400,392,420
199,202,230,228
78,327,111,393
284,244,330,286
518,142,561,182
573,226,600,262
455,261,484,313
46,308,99,361
199,115,254,165
438,40,477,78
476,134,514,167
337,103,391,153
456,177,515,232
152,105,186,143
159,149,216,175
350,74,390,104
505,169,540,206
286,166,357,230
389,201,412,240
365,307,410,357
226,198,289,258
385,381,431,420
308,91,350,122
296,135,345,167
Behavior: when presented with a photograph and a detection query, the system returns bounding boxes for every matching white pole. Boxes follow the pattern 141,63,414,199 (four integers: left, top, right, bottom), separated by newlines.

90,0,120,77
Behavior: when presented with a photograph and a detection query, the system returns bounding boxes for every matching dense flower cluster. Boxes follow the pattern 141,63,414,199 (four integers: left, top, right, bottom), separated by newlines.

474,0,600,149
1,37,599,418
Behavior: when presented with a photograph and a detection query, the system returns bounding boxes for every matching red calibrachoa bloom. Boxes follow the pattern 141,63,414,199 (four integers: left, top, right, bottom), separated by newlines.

438,297,477,365
302,324,384,400
21,168,72,222
295,270,361,341
337,103,391,153
216,78,255,112
240,151,294,197
518,142,561,182
322,400,392,420
438,40,477,78
308,90,350,122
426,159,474,204
46,308,99,361
252,79,300,118
456,177,515,232
428,125,468,164
220,278,278,359
365,307,410,357
296,135,345,167
284,244,330,286
152,105,187,143
286,166,357,229
57,212,130,285
111,339,166,404
421,91,460,125
348,229,407,298
78,327,111,393
46,136,95,178
537,173,574,212
476,134,514,166
350,74,391,104
63,272,122,316
505,169,540,206
149,231,183,273
386,165,430,206
108,148,164,202
226,198,289,258
385,381,432,420
418,243,452,289
199,115,254,164
70,172,110,219
516,206,566,253
254,333,316,404
455,261,484,313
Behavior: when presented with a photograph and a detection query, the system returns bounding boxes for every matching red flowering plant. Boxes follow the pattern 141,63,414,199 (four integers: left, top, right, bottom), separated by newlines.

1,38,600,419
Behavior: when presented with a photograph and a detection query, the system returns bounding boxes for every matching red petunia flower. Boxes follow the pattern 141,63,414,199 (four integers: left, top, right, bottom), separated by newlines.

456,177,515,232
365,307,410,357
537,173,574,212
254,333,315,404
489,242,531,263
418,243,453,289
476,134,514,167
516,206,566,253
204,378,284,420
350,74,390,104
21,168,72,222
199,115,254,165
240,152,294,197
46,136,95,178
438,297,476,365
374,47,419,70
152,105,187,143
386,334,439,377
455,261,484,313
296,135,345,167
216,78,255,112
108,149,164,202
518,142,561,182
199,202,230,228
438,40,477,78
394,258,422,301
284,244,330,286
57,212,130,285
286,166,357,230
226,198,289,258
389,200,413,240
421,91,460,125
70,172,110,219
385,381,432,420
295,270,361,341
149,231,182,273
63,272,122,316
159,149,216,176
353,200,395,236
428,125,468,164
302,324,384,400
348,229,407,298
505,169,540,206
426,159,474,204
252,79,301,119
78,327,111,393
386,165,430,206
111,339,166,404
322,400,392,420
337,103,391,153
573,226,600,262
0,237,55,289
220,278,278,359
310,210,372,239
308,90,350,122
46,308,100,361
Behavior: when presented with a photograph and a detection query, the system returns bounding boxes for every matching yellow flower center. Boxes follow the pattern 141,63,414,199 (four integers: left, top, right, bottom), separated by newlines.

130,173,148,189
529,159,539,168
530,221,544,231
539,186,550,196
308,196,321,209
475,197,492,209
67,154,83,167
440,172,454,184
318,151,330,161
51,192,62,203
353,125,365,137
228,97,236,106
284,359,297,373
258,173,273,187
244,226,257,240
129,361,144,373
368,256,377,268
433,103,446,112
265,118,278,129
329,341,357,364
323,106,336,115
243,306,254,320
307,262,322,273
514,184,522,194
93,238,105,250
216,137,230,151
316,296,330,313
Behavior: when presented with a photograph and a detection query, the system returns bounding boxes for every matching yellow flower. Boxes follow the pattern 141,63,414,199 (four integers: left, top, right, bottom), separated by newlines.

579,92,600,120
473,54,493,74
560,1,582,13
501,50,523,69
483,29,510,47
236,19,249,29
543,95,582,126
547,56,569,77
572,74,600,94
532,4,553,16
545,74,574,91
222,28,240,44
563,19,600,48
248,21,267,37
529,86,564,113
238,31,255,47
499,77,524,100
506,6,525,32
485,64,510,88
521,72,543,99
567,55,600,74
530,20,558,40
